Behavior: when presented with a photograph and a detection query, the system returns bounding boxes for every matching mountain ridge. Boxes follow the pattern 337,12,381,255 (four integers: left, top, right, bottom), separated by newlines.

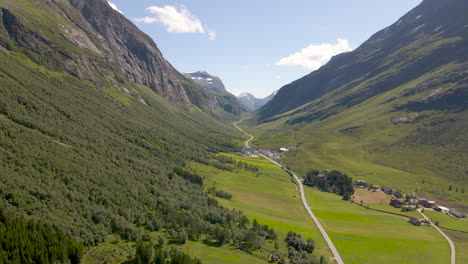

258,0,467,122
250,0,467,206
238,91,277,110
0,0,242,118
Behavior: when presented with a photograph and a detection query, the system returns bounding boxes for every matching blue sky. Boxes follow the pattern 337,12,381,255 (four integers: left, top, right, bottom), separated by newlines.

108,0,422,98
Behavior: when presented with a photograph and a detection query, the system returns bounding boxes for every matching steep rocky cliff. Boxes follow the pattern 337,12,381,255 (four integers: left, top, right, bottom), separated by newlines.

0,0,239,115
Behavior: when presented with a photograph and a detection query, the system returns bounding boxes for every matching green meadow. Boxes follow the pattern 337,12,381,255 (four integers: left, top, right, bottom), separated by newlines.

305,188,451,264
424,210,468,264
82,153,335,263
191,154,334,261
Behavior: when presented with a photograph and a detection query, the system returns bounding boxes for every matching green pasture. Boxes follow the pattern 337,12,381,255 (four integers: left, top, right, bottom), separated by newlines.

305,187,452,264
191,155,335,262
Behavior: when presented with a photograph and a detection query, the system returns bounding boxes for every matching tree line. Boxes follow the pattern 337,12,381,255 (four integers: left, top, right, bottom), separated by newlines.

303,170,354,200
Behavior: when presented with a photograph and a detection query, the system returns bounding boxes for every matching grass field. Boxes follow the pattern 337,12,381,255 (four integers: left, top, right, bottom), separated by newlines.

305,187,452,264
423,209,468,264
423,210,468,232
191,154,335,262
82,153,335,263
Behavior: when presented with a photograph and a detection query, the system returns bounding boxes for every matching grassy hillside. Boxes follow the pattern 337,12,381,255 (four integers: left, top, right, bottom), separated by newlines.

248,0,468,209
246,101,467,209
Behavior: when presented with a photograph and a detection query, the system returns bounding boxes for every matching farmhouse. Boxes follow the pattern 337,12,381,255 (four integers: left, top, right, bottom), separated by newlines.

434,206,449,213
381,186,393,195
409,218,422,226
408,199,418,205
394,191,404,198
354,180,367,187
279,147,289,152
449,208,465,218
370,184,380,190
405,205,416,211
390,198,406,208
419,199,436,208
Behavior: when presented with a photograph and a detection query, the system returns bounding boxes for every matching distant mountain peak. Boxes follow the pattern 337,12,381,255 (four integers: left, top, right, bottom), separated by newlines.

237,91,278,110
183,71,227,93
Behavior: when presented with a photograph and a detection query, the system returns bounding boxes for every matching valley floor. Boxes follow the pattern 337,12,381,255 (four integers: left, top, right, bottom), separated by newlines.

82,124,465,264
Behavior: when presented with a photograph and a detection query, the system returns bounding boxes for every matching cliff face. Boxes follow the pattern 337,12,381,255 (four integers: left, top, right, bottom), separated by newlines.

67,0,192,105
0,0,231,109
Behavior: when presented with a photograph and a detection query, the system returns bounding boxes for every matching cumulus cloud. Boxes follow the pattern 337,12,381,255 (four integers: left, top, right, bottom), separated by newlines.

134,17,158,24
107,1,123,14
136,5,204,33
134,5,215,40
276,39,352,70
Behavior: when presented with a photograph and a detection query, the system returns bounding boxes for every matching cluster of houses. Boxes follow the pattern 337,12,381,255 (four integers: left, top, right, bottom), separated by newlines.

278,145,298,153
353,180,466,223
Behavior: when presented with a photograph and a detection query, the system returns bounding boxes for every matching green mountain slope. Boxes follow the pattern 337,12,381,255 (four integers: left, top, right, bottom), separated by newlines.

0,0,259,259
251,0,467,207
0,0,242,118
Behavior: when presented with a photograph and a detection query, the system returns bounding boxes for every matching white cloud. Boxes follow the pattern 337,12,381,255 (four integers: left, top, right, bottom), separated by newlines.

135,5,216,40
107,1,123,14
138,5,204,33
275,75,281,80
275,38,352,71
134,17,158,24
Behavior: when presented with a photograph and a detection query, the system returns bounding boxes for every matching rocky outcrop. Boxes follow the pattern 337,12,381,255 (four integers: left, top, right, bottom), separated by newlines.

67,0,192,105
0,0,213,108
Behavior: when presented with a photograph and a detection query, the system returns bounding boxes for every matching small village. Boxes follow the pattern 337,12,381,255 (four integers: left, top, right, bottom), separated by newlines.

353,180,466,226
241,146,466,228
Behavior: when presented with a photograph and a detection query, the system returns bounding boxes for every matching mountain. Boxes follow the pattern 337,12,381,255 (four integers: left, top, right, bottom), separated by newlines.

259,0,467,121
183,71,227,94
252,0,467,205
183,71,247,115
238,91,278,110
0,0,241,118
0,0,252,260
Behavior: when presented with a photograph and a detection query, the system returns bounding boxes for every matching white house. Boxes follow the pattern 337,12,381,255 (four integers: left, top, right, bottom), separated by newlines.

436,206,449,213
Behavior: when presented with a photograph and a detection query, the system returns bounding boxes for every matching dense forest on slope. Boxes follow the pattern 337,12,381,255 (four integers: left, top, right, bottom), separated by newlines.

0,207,84,264
0,0,262,261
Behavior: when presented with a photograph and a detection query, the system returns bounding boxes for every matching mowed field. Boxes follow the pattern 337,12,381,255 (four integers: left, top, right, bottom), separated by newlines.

305,187,452,264
190,154,335,262
424,210,468,264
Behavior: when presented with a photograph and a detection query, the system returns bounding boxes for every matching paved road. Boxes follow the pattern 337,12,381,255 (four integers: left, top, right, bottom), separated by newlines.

417,209,456,264
234,121,345,264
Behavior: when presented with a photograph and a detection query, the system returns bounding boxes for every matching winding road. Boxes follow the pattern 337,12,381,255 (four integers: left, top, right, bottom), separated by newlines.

234,121,345,264
417,209,456,264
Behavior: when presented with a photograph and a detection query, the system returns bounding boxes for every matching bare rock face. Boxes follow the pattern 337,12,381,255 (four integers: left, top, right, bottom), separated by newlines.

0,0,196,106
67,0,191,105
391,113,419,124
69,0,190,104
